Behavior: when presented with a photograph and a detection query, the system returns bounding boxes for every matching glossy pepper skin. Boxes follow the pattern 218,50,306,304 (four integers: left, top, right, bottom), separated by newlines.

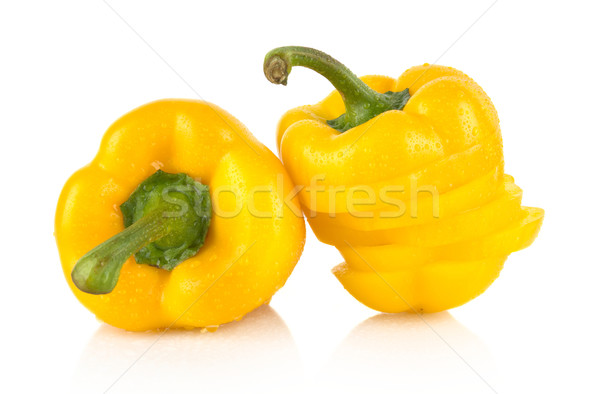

55,100,305,331
265,47,543,313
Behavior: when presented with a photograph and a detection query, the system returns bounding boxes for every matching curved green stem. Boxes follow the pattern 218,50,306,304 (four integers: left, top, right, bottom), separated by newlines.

264,46,410,132
71,210,167,294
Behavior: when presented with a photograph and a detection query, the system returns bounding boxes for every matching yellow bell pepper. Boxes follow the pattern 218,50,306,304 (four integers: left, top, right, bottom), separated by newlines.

264,46,543,313
55,100,305,331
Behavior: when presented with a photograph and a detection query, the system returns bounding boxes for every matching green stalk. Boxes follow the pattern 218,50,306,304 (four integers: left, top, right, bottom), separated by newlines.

264,46,410,132
71,170,212,295
71,210,167,294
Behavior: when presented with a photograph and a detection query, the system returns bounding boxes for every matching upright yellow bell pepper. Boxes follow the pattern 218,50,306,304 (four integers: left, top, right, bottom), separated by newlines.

264,46,543,313
55,100,305,331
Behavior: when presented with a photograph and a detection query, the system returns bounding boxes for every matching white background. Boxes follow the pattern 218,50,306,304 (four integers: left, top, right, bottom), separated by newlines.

1,1,598,393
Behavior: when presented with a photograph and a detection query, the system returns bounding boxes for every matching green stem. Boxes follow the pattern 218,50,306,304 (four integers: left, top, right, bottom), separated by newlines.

71,210,167,295
264,46,410,132
71,170,212,295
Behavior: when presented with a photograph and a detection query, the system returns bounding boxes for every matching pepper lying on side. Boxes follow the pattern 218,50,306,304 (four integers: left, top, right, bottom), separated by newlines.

264,46,543,313
55,100,305,331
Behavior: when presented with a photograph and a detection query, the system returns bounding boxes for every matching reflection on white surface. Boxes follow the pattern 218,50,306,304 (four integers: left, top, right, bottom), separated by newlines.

73,305,302,394
318,312,496,393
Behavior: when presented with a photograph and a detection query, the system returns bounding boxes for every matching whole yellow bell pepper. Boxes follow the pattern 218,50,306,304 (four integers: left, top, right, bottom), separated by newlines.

264,46,543,313
55,100,305,331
